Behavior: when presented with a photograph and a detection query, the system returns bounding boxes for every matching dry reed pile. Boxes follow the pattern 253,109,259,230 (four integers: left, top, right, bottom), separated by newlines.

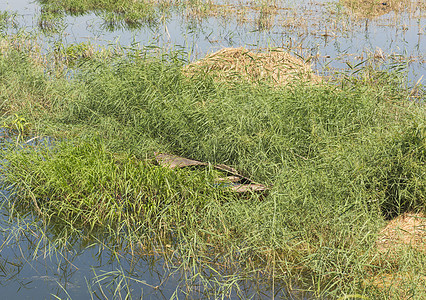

184,47,321,86
377,213,425,253
341,0,417,18
370,213,426,295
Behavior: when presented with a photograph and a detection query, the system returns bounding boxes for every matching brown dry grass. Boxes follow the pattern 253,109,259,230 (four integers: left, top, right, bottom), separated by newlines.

364,213,426,296
183,47,321,87
377,213,425,253
0,36,44,66
341,0,420,18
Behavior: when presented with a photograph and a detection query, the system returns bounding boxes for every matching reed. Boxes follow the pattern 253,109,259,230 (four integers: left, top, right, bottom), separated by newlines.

0,35,425,298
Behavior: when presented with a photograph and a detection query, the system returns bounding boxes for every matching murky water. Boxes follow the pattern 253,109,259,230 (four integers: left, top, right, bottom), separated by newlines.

0,0,425,298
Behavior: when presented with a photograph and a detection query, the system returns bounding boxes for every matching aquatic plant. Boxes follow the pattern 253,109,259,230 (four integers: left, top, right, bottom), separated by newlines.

0,31,425,298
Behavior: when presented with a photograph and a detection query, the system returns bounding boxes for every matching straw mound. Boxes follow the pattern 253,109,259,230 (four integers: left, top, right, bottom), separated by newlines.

369,271,426,296
377,213,425,253
184,47,321,86
342,0,411,18
368,213,426,293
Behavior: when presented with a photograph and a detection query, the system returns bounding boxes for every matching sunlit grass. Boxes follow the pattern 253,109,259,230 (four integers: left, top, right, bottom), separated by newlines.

0,33,425,298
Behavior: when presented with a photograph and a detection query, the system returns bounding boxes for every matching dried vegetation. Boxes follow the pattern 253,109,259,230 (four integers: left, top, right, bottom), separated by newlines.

377,213,425,254
342,0,424,18
184,47,321,87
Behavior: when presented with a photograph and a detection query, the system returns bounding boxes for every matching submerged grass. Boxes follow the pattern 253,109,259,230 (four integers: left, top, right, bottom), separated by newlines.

0,34,425,298
36,0,426,36
36,0,232,29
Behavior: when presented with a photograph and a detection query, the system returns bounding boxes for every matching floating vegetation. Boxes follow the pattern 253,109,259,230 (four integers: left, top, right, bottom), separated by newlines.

38,8,65,33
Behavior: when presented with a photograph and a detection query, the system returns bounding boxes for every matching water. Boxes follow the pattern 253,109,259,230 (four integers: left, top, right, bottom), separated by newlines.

0,0,425,81
0,204,296,299
0,209,180,299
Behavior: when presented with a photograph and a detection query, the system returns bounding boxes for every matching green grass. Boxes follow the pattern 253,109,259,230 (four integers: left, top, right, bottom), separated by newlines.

37,0,159,26
35,0,220,29
0,35,425,298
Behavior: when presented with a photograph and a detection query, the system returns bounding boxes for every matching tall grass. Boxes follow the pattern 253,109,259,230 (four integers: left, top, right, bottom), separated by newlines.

37,0,159,26
0,40,425,298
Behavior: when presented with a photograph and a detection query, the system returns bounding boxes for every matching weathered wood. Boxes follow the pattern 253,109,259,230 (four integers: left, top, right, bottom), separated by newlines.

214,176,242,183
229,183,269,193
154,152,207,169
154,152,269,194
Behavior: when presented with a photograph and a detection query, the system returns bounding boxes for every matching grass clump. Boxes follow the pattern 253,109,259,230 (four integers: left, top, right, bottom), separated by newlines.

0,40,425,298
2,141,230,231
0,38,51,117
37,0,159,26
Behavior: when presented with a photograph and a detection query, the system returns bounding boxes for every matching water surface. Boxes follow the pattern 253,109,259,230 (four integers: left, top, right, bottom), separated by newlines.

1,0,425,81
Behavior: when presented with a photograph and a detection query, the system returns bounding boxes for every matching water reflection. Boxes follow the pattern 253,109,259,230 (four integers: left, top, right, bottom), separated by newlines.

0,0,424,83
0,198,306,299
0,204,178,299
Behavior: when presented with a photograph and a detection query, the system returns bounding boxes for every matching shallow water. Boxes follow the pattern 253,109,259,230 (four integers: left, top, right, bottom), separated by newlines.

0,204,300,299
0,209,180,299
0,0,425,81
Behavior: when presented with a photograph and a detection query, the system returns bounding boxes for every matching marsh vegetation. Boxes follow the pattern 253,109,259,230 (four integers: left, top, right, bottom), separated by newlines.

0,0,425,299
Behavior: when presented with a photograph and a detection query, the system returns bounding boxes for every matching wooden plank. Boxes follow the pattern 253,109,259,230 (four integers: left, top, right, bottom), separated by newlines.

154,152,270,194
214,176,242,183
154,152,207,169
229,183,269,193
